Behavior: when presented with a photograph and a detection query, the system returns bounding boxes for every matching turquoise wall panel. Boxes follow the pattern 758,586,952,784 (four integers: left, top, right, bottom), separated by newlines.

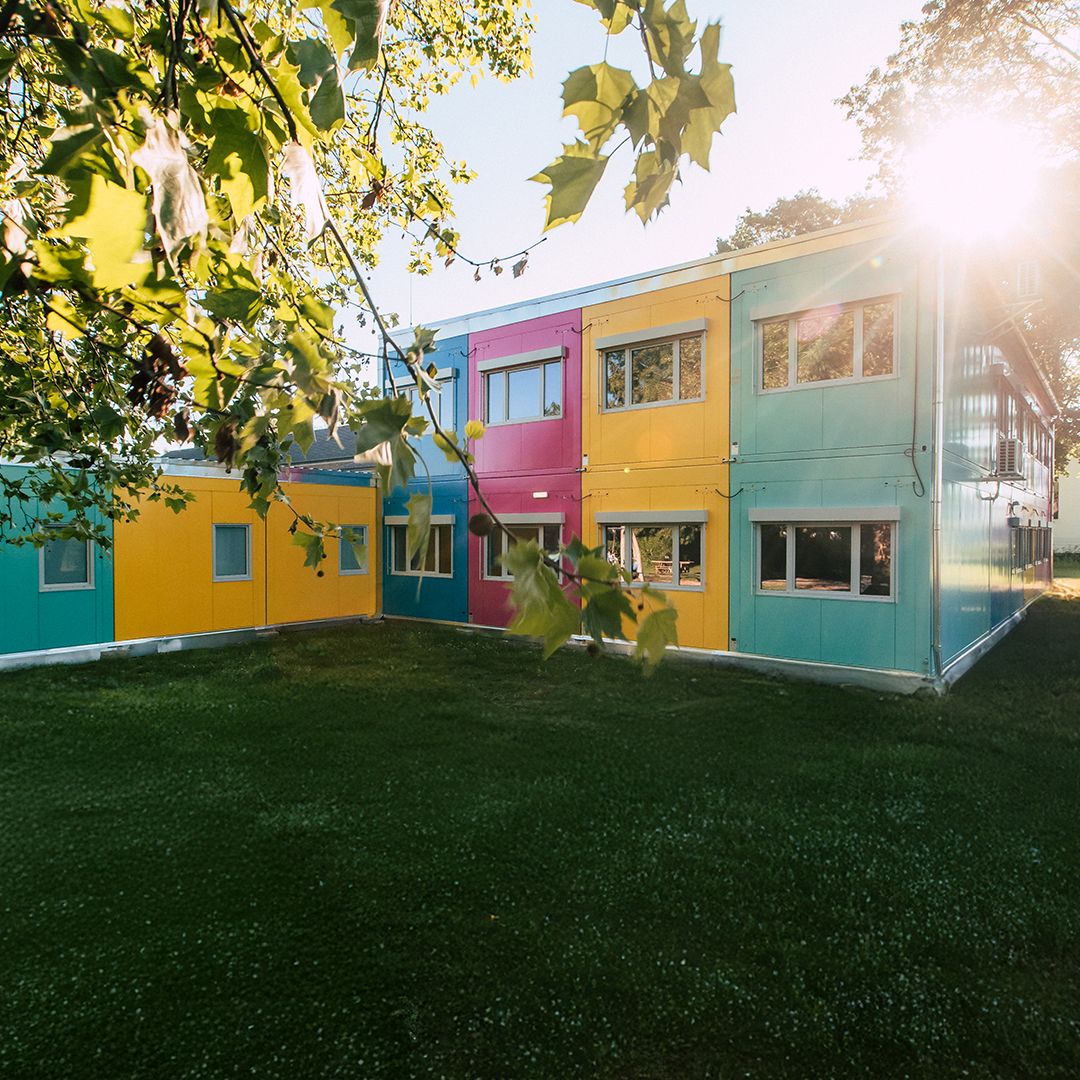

729,237,935,674
0,465,114,655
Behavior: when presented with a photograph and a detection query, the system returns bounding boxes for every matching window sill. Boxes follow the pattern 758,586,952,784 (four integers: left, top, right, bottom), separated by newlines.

755,589,895,603
602,396,704,415
484,415,562,428
758,372,898,394
390,571,454,579
212,575,253,583
39,582,95,593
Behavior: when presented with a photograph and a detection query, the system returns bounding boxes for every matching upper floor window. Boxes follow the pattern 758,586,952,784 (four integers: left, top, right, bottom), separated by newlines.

484,360,562,424
760,298,896,391
602,332,703,411
213,523,252,582
402,378,454,432
39,525,94,591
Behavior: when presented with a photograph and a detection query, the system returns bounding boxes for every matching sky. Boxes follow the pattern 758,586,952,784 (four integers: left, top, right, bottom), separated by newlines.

359,0,924,344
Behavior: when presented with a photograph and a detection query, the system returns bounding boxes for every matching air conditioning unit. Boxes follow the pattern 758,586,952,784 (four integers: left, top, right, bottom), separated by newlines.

996,436,1026,480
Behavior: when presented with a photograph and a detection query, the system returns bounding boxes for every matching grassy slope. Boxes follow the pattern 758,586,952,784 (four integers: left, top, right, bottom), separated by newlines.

1,596,1079,1079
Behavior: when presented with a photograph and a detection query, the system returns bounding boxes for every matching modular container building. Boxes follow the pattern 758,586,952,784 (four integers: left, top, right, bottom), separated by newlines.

0,463,115,656
381,332,471,624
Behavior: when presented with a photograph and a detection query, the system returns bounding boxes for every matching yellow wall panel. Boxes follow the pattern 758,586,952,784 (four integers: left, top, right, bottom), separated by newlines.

115,474,377,641
581,464,728,651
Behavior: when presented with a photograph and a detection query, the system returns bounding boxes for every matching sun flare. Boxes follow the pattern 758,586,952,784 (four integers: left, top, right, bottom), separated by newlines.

906,116,1043,238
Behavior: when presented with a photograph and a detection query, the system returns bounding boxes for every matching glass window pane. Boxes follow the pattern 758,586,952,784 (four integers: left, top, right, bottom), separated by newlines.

486,530,503,577
862,302,894,377
42,533,90,586
797,311,854,384
759,524,787,591
860,523,891,595
543,362,562,417
679,336,702,399
631,526,673,584
604,526,625,573
486,371,505,423
605,350,626,409
795,527,851,591
631,343,674,404
762,321,789,389
542,524,561,555
507,366,541,420
436,524,453,575
339,526,367,573
678,525,702,585
393,526,406,572
214,525,249,579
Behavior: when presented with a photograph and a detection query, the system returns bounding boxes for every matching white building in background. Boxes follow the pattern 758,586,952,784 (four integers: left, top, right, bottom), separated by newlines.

1056,459,1080,554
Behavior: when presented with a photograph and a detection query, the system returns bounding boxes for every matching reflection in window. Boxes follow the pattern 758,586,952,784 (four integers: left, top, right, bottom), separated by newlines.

795,527,851,591
797,311,854,384
41,527,92,589
485,523,562,579
213,524,250,581
484,360,562,423
339,525,368,574
602,333,704,410
403,380,453,431
760,298,896,389
758,521,893,598
759,524,787,591
604,522,704,588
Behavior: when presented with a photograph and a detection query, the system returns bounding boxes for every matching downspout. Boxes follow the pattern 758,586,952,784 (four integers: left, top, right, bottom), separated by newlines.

930,244,946,678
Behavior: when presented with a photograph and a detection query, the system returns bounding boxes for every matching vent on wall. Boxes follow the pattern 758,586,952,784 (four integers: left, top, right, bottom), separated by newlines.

996,436,1026,480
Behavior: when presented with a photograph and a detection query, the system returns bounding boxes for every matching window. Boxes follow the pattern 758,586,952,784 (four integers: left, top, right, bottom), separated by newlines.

484,523,562,579
759,298,896,391
213,524,251,581
389,523,453,576
402,378,454,432
1012,524,1051,571
39,526,93,591
602,331,703,411
484,359,562,423
757,521,894,599
602,523,704,589
338,525,368,575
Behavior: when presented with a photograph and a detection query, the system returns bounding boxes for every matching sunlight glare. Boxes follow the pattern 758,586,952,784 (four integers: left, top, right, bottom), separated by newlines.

906,117,1041,238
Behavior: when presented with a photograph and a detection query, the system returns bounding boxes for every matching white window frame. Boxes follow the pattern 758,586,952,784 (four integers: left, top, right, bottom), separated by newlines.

481,352,563,427
212,523,253,583
338,524,369,576
482,516,564,580
596,512,706,592
38,525,94,592
598,320,706,414
753,518,897,602
757,296,899,393
399,369,455,433
387,518,454,578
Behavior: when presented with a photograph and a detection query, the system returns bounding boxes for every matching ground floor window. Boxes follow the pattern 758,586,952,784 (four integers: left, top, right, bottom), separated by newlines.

603,523,704,589
757,521,894,598
39,525,93,591
390,523,453,577
338,525,368,575
484,523,562,579
1012,524,1051,571
213,524,252,582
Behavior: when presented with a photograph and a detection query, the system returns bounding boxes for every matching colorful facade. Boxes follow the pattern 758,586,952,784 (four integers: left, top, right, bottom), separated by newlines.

0,464,114,655
381,332,470,624
2,220,1056,688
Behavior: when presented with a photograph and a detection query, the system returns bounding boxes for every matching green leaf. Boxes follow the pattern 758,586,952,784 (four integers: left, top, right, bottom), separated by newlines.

54,174,148,290
562,63,637,150
292,529,325,569
580,580,635,644
530,143,610,231
503,539,581,658
309,64,345,132
635,604,679,672
207,107,271,222
573,0,634,34
38,123,104,178
330,0,389,71
405,491,432,570
624,149,677,224
350,395,418,492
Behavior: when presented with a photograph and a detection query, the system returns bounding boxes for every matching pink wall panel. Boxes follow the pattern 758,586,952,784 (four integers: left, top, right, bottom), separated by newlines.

468,470,583,628
469,309,582,478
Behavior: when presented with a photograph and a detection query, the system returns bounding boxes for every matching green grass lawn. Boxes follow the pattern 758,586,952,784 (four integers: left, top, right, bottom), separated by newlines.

2,597,1079,1079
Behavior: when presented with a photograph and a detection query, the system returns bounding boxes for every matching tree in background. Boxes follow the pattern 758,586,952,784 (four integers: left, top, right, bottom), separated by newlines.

713,189,886,254
839,0,1080,472
0,0,737,664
